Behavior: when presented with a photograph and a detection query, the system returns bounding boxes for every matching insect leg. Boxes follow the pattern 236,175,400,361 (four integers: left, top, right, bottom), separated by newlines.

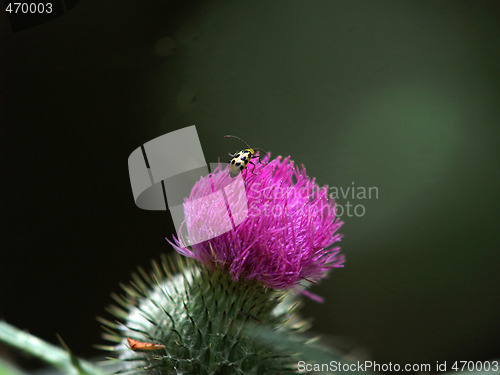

248,161,258,175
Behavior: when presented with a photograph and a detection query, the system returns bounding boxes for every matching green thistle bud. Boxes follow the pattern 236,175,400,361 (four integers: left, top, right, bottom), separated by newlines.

101,254,310,375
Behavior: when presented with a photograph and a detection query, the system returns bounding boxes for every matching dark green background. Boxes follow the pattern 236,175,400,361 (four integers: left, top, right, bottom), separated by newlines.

1,0,499,371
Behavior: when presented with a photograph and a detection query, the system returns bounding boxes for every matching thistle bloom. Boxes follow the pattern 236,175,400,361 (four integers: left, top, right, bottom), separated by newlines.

170,154,344,297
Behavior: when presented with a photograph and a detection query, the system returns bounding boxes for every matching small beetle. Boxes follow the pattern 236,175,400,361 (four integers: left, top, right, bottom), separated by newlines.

224,135,264,178
126,337,165,351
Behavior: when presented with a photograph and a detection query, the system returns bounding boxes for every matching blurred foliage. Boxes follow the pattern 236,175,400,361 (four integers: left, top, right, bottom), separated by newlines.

0,322,106,375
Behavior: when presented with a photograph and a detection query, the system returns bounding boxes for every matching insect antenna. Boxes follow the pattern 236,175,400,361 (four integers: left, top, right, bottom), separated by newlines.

252,147,267,154
224,134,252,149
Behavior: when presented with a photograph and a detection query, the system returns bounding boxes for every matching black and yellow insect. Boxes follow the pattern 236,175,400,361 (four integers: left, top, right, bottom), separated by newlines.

224,135,263,178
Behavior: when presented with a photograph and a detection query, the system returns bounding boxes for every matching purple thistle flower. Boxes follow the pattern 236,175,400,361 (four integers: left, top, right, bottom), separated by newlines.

169,154,344,300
